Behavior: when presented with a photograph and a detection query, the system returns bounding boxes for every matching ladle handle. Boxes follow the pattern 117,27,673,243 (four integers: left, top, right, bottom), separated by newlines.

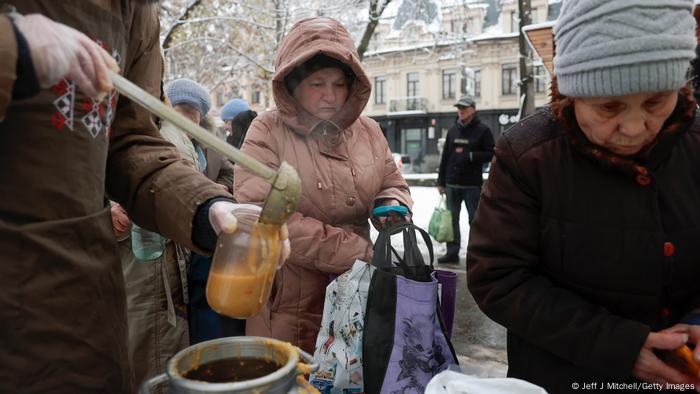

138,372,169,394
110,71,277,183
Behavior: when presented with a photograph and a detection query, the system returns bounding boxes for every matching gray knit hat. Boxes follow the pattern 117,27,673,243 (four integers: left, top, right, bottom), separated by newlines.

165,78,211,117
553,0,696,97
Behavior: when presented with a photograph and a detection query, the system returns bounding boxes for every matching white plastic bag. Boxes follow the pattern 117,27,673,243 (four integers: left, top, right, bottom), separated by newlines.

426,370,548,394
309,260,375,393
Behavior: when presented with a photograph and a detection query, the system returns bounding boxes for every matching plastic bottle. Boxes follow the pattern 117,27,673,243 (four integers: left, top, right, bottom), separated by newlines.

131,224,165,261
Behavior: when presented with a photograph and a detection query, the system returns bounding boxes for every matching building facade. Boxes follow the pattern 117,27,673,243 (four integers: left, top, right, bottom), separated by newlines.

206,0,562,171
363,0,561,172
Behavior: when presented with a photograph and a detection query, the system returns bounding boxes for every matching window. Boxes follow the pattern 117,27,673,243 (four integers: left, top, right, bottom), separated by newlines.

474,69,481,97
510,10,518,33
407,72,420,97
407,72,420,110
502,63,518,95
251,89,261,105
375,76,386,105
534,65,546,93
442,70,457,100
468,17,476,34
451,19,462,34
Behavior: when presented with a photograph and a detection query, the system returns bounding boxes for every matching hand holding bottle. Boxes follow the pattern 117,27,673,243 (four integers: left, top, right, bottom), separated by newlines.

208,201,290,266
206,201,290,318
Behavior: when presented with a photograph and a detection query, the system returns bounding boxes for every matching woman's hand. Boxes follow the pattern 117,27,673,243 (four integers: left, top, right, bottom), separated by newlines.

681,323,700,368
632,327,700,391
371,198,411,230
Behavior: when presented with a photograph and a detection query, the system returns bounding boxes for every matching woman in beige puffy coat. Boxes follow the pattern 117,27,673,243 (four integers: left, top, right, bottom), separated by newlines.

234,17,412,353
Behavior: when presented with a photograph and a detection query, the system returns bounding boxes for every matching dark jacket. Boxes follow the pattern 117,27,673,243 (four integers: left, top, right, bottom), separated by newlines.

467,99,700,394
437,116,494,187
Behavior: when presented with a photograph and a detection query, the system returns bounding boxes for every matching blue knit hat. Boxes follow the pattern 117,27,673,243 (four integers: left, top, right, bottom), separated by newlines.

554,0,696,97
165,79,211,117
221,99,250,121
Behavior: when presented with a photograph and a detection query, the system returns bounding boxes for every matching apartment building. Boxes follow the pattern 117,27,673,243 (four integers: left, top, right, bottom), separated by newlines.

207,0,562,172
363,0,561,172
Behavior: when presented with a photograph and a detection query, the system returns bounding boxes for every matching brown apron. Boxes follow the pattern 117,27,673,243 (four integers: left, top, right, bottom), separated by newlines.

0,1,132,392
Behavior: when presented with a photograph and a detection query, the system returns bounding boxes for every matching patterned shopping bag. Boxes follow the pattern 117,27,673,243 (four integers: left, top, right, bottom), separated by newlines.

309,260,375,394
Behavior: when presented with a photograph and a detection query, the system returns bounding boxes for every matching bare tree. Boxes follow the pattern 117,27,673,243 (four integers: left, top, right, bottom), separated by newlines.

159,0,442,108
356,0,393,60
162,0,204,50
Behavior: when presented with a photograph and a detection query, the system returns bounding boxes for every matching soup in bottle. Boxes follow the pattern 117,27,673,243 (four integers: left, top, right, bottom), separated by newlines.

206,219,281,318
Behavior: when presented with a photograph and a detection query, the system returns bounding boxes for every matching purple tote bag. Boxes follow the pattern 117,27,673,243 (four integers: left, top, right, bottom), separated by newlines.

363,223,457,394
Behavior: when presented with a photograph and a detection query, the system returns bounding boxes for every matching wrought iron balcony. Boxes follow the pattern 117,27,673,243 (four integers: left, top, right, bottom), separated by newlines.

389,96,429,113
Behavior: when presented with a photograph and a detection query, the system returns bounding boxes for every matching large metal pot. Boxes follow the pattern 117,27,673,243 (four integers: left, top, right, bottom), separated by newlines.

139,336,318,394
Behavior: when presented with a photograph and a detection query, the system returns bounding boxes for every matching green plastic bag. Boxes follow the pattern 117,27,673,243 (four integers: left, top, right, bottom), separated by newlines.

428,195,454,243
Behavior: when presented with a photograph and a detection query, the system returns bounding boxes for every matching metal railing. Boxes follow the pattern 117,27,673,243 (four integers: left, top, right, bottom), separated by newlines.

389,96,429,113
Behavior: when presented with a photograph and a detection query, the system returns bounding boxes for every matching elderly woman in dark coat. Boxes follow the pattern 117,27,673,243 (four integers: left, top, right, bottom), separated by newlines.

467,1,700,393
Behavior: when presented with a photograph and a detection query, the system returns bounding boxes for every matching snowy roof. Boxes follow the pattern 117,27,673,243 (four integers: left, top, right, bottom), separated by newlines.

438,0,490,7
368,0,562,55
521,20,556,32
391,0,443,36
364,30,517,57
364,39,460,57
468,31,519,42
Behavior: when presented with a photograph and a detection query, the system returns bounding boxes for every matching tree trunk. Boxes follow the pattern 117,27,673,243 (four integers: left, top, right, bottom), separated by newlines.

357,19,379,61
356,0,391,61
162,0,205,50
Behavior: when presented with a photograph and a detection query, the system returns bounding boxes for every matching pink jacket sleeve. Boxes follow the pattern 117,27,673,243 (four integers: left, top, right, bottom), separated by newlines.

234,118,373,274
364,118,413,216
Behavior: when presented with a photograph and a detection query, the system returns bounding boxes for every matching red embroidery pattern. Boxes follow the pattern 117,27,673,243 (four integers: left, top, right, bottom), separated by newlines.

51,113,66,130
51,78,75,131
49,40,122,139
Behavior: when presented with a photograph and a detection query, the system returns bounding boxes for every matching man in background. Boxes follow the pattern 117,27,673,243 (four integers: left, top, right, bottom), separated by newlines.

436,95,494,264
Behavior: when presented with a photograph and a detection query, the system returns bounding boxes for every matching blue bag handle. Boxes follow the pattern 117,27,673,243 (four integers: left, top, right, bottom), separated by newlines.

372,205,409,217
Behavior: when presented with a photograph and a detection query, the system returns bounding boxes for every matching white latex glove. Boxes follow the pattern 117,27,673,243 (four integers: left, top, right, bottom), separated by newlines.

14,14,120,99
208,201,291,265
